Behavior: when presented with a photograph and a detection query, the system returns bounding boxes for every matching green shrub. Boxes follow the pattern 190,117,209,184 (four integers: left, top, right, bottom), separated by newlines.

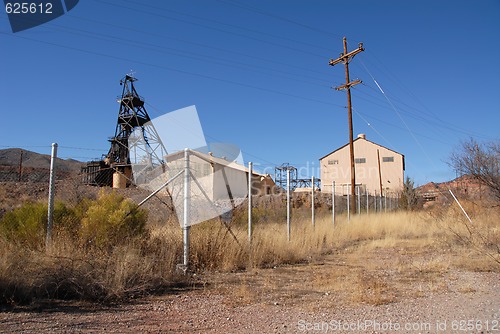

80,191,148,249
0,192,166,305
0,202,47,247
0,202,79,248
0,191,147,251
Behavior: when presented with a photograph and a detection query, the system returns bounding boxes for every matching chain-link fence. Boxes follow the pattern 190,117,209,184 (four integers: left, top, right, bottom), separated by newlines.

0,144,411,305
0,145,403,229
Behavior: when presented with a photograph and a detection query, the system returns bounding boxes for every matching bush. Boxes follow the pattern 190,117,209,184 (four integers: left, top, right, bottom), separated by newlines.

80,191,148,249
0,202,47,247
399,176,421,211
0,192,168,305
0,202,78,249
0,191,148,251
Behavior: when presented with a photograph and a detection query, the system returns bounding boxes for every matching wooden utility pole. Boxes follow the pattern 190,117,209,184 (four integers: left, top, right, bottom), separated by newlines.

329,37,364,214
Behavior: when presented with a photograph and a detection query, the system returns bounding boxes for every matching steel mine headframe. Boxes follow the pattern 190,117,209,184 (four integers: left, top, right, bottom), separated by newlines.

82,75,167,187
106,74,166,169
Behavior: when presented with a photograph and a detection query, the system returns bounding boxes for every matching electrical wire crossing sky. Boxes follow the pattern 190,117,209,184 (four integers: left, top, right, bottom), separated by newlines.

1,0,499,186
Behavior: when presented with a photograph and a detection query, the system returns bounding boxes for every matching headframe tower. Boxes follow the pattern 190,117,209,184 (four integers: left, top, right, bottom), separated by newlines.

82,75,166,187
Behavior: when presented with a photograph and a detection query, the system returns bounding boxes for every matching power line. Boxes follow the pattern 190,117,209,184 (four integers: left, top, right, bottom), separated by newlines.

353,62,492,140
363,68,435,168
2,15,331,88
351,107,431,183
144,102,281,169
352,85,482,140
119,0,333,55
93,0,328,59
58,146,108,151
345,42,494,141
217,0,344,40
0,31,344,109
66,14,330,78
352,108,455,147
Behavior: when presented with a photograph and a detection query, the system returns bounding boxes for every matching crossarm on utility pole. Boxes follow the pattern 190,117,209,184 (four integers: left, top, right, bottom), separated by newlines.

328,37,364,214
328,42,364,66
335,79,362,91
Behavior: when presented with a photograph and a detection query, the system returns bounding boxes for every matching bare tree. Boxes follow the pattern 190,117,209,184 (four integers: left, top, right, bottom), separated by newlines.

450,138,500,201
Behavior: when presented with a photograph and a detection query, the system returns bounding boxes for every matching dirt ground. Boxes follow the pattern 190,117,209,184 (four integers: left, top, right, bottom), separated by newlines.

1,246,498,333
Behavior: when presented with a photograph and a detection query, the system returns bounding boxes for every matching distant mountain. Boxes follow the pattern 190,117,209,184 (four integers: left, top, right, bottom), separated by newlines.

0,148,83,171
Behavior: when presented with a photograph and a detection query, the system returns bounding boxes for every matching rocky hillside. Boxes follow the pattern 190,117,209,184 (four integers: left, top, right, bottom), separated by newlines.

416,174,492,206
0,148,83,171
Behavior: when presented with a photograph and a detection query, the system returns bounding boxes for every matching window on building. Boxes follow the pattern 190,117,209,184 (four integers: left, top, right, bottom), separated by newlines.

328,159,339,165
382,156,394,162
355,158,366,164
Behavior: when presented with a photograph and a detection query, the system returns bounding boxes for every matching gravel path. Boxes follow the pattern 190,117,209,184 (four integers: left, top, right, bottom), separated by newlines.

0,270,498,333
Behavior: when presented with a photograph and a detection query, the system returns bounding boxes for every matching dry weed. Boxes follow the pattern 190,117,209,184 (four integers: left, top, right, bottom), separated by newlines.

1,201,498,306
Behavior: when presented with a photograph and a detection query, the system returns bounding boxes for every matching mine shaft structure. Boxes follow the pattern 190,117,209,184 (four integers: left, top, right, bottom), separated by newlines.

82,75,166,187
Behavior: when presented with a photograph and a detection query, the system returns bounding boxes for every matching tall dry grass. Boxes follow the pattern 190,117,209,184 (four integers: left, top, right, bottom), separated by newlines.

187,204,498,307
188,205,499,272
0,192,184,305
0,231,184,305
1,198,498,306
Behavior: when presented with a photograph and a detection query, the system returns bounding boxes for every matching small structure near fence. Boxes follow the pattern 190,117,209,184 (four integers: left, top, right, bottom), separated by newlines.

162,149,276,201
274,163,321,192
134,148,275,270
80,160,113,186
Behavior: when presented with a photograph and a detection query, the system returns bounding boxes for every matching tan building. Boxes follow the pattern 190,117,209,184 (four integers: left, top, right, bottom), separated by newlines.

319,134,405,195
163,149,276,197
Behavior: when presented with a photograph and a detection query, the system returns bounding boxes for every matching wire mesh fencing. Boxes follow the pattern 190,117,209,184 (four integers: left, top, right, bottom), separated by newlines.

0,144,405,259
0,145,403,224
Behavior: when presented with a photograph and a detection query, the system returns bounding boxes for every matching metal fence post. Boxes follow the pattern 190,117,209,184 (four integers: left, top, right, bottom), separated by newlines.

46,143,58,250
286,169,291,241
384,191,387,213
379,191,383,213
332,181,335,226
347,186,350,223
248,162,252,244
366,187,369,215
356,185,360,215
182,148,190,271
311,176,315,228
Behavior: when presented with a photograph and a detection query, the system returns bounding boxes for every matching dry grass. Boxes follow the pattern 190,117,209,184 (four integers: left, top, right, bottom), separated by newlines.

195,206,499,308
0,234,185,305
1,198,498,307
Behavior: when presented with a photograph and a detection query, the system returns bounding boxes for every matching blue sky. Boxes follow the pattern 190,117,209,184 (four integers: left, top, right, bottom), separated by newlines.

1,0,499,186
